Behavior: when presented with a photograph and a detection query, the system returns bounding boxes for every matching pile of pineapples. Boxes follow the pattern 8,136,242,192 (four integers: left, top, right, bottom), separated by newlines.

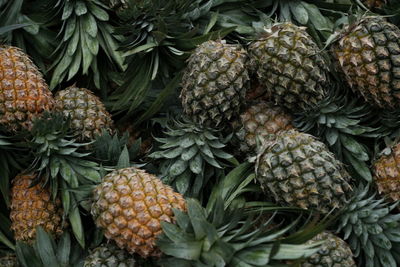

2,0,400,266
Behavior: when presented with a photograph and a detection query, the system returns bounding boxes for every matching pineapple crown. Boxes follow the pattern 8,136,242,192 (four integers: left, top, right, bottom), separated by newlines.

149,117,234,199
157,163,325,266
336,185,400,267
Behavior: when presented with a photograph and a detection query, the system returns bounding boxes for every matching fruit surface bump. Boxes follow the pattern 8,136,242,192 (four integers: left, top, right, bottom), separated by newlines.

373,143,400,201
302,232,356,267
10,173,64,242
91,167,186,258
236,101,293,154
54,86,113,140
255,130,352,214
332,17,400,108
0,46,54,131
84,243,136,267
180,40,249,127
248,23,329,110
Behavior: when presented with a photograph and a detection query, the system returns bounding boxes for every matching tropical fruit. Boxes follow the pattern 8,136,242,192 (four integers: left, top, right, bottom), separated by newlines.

54,86,113,140
235,101,293,154
255,130,352,214
91,167,186,258
180,40,249,127
248,23,329,110
0,46,54,131
373,143,400,201
0,254,18,267
302,232,356,267
331,17,400,108
84,243,136,267
10,173,64,242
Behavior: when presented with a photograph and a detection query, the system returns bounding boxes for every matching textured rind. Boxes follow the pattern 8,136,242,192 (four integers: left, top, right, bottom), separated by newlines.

0,46,54,131
255,130,352,214
180,40,249,127
91,168,186,258
373,143,400,201
84,243,136,267
54,86,113,140
10,174,64,242
332,17,400,108
236,102,293,154
0,254,18,267
302,232,356,267
248,23,329,110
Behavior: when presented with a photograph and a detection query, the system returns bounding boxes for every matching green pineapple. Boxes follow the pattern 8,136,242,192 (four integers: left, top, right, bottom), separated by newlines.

248,22,330,111
255,130,352,214
180,40,249,127
84,243,136,267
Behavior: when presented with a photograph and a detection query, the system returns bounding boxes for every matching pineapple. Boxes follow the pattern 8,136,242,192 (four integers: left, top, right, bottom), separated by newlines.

255,130,352,214
331,17,400,108
0,254,18,267
248,23,329,111
235,101,293,154
0,46,54,131
180,40,249,127
302,232,356,267
54,86,113,140
84,243,136,267
10,173,64,242
91,167,186,258
373,142,400,202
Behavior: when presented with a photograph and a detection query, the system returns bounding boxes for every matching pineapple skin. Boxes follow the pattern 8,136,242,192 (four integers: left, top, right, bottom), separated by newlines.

84,243,136,267
0,46,54,131
374,143,400,202
255,130,352,214
91,167,186,258
302,232,356,267
180,40,249,127
0,254,18,267
236,101,293,154
10,174,64,242
54,86,113,140
363,0,387,8
248,23,329,110
332,17,400,108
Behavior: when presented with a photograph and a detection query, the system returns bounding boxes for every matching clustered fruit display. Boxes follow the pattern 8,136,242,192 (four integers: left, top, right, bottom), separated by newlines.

1,0,400,266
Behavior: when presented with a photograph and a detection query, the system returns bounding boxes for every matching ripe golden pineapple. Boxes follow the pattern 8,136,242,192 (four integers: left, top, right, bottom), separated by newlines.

10,174,64,242
236,101,293,154
302,232,356,267
332,17,400,108
0,46,54,131
373,143,400,202
54,86,113,140
91,167,186,258
255,130,352,214
248,23,329,110
180,40,249,127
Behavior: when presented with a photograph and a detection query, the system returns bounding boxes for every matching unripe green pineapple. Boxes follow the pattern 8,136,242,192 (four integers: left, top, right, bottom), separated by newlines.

236,101,293,154
302,232,356,267
54,86,113,140
248,23,329,110
255,130,352,214
180,40,249,127
332,17,400,108
0,254,18,267
84,243,136,267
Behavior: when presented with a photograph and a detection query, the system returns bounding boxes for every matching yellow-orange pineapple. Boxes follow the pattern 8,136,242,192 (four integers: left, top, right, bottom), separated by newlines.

0,46,54,131
91,167,186,258
10,174,64,242
363,0,387,8
373,143,400,201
